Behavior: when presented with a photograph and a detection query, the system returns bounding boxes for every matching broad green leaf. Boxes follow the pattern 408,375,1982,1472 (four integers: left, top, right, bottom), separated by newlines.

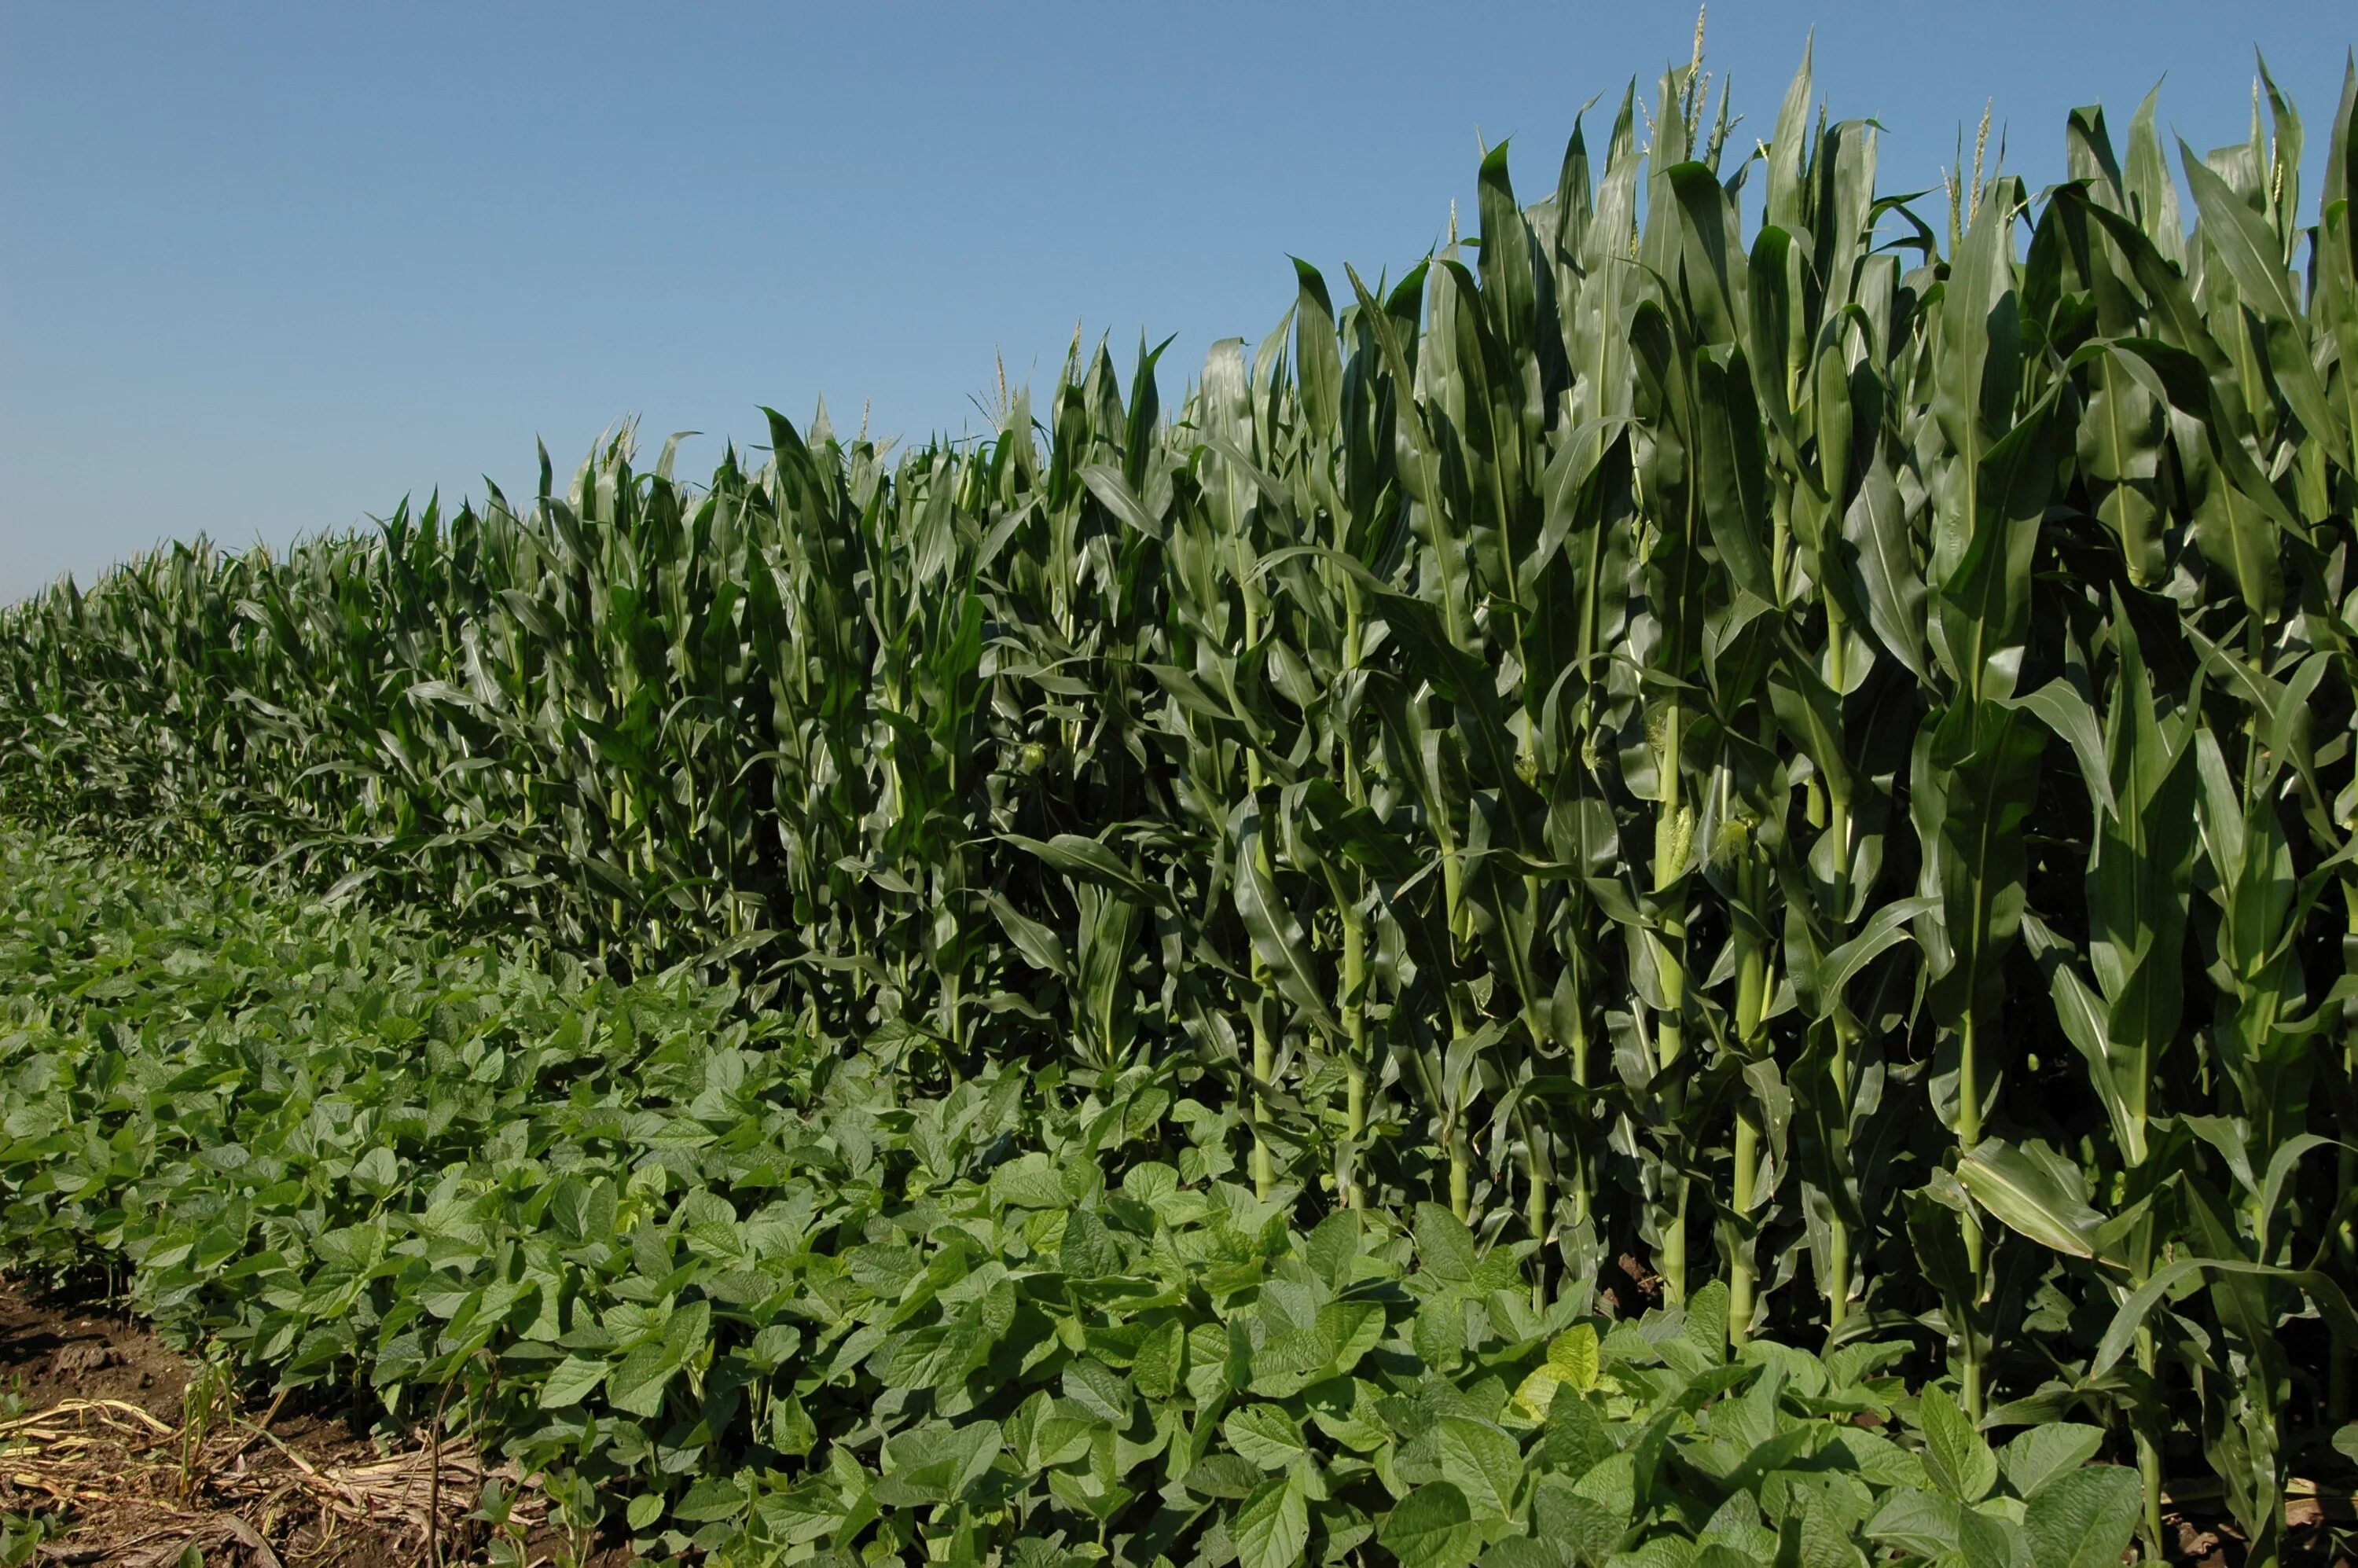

1304,1210,1363,1288
538,1353,608,1410
348,1145,399,1198
1319,1299,1387,1373
2022,1465,2141,1568
1691,1545,1759,1568
1681,1280,1730,1366
1532,1474,1629,1565
1539,1389,1616,1480
1225,1403,1310,1469
1061,1208,1121,1280
1133,1318,1185,1400
1956,1504,2024,1568
605,1340,676,1419
2000,1425,2106,1500
1550,1324,1601,1390
1916,1384,1997,1502
1513,1325,1605,1418
1062,1357,1133,1425
674,1475,748,1523
1514,1364,1572,1422
1185,1454,1264,1500
1437,1415,1524,1520
1482,1539,1573,1568
1380,1482,1485,1568
1235,1471,1313,1568
1416,1202,1480,1284
1306,1377,1392,1452
1865,1486,1963,1558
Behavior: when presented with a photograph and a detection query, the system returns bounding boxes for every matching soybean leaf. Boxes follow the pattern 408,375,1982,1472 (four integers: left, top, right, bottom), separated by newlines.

538,1354,609,1410
1235,1470,1313,1568
1917,1383,1998,1502
1225,1404,1311,1470
1437,1416,1524,1520
2000,1424,2106,1500
1380,1482,1485,1568
2023,1465,2143,1568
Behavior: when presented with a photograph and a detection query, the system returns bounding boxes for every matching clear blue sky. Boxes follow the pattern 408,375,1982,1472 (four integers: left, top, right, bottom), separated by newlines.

4,2,2352,601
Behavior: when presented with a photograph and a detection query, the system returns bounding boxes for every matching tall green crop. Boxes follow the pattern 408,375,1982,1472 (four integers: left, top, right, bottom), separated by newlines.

8,35,2358,1562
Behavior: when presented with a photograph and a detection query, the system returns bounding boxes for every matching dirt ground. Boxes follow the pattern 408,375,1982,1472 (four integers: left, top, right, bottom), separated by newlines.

0,1276,622,1567
0,1280,189,1425
2169,1485,2357,1568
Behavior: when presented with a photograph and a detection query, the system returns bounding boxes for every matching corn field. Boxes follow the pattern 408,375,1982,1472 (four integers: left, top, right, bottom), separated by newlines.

8,40,2358,1563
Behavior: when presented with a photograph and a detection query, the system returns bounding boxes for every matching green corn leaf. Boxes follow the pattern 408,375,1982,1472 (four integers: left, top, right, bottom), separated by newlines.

1796,895,1939,1019
2004,681,2117,820
1841,447,1930,682
2258,1133,2341,1235
985,891,1072,979
1001,832,1173,913
1693,346,1778,606
2093,1256,2358,1375
1957,1138,2110,1261
1232,800,1342,1040
1079,463,1165,539
1293,259,1344,441
2178,140,2347,473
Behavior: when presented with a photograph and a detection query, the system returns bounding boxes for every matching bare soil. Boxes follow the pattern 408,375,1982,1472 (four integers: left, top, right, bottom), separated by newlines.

0,1280,187,1423
0,1276,621,1567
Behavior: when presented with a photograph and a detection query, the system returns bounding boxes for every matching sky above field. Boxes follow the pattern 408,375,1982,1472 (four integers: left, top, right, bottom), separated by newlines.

3,2,2353,601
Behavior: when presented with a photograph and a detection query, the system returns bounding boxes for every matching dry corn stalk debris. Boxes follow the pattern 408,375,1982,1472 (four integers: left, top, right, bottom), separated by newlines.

0,1395,542,1564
